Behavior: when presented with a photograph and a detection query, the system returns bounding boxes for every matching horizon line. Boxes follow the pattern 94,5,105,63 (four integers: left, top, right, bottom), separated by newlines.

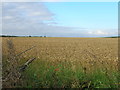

0,35,119,38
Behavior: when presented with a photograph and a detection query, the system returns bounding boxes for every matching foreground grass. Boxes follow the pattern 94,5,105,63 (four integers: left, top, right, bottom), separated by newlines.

21,59,119,88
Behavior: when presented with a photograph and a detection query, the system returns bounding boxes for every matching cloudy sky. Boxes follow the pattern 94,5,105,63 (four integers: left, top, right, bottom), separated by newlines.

2,2,118,37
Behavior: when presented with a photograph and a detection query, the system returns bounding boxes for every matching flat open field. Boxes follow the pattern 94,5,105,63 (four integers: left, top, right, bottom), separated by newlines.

2,37,119,88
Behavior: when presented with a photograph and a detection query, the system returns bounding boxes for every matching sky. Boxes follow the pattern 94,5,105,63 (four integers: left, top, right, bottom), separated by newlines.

2,2,118,37
1,0,119,2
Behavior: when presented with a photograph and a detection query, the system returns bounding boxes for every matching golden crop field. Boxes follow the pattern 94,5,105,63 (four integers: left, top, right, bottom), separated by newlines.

2,37,119,88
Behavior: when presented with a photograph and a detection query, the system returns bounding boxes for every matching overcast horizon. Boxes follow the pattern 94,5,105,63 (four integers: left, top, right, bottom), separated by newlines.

2,2,118,37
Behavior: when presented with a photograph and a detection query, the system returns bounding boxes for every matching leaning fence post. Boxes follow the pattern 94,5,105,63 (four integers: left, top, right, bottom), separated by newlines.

19,57,36,72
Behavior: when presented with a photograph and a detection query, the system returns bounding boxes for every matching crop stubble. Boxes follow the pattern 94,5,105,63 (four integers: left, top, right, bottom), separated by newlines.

2,37,118,72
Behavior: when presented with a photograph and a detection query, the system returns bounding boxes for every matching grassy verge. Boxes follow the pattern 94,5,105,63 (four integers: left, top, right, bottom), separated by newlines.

21,59,119,88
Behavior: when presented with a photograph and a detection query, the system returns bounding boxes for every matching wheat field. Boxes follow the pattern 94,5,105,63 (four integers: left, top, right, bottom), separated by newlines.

2,37,119,88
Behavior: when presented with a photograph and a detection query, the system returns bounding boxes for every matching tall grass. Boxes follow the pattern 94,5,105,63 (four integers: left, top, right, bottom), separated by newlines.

2,39,22,88
22,59,119,88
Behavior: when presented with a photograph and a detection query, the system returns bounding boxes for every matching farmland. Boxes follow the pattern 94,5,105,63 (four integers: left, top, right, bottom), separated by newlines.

2,37,119,88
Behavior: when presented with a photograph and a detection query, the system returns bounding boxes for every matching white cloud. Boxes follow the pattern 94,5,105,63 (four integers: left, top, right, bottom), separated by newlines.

2,2,54,21
96,30,107,35
88,30,108,35
29,12,43,16
88,29,118,37
3,16,13,19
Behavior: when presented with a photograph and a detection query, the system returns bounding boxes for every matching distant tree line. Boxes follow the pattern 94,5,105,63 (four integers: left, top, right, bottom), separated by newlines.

104,36,120,38
0,35,47,37
28,35,46,37
0,35,18,37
